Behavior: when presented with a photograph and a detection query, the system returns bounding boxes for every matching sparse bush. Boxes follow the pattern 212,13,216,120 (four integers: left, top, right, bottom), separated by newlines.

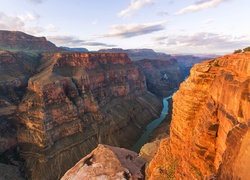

213,61,219,66
233,49,242,54
243,46,250,52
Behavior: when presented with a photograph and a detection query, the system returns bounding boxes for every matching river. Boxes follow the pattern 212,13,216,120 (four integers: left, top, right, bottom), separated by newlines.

130,95,171,152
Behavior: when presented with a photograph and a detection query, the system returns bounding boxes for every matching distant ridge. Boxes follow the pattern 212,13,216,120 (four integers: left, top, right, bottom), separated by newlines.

0,30,61,52
60,46,89,52
98,48,171,61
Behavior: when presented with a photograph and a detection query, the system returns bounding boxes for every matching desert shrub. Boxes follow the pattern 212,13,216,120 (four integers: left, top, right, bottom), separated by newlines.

213,61,219,66
233,49,242,54
243,46,250,52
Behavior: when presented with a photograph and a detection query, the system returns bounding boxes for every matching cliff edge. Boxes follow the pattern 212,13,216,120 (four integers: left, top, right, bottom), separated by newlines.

147,52,250,179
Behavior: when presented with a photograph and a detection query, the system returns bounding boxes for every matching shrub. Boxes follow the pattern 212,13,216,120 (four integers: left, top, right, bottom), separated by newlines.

233,49,242,54
213,60,219,66
243,46,250,52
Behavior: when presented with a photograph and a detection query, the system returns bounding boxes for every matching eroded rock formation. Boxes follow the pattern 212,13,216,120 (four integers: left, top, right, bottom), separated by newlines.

61,144,146,180
0,51,162,179
147,52,250,179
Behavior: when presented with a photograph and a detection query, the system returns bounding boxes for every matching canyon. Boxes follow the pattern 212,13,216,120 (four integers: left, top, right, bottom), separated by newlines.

147,52,250,179
0,31,186,179
63,51,249,180
3,30,246,180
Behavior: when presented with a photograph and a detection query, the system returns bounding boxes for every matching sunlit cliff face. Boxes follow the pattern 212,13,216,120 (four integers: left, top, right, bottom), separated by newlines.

147,52,250,179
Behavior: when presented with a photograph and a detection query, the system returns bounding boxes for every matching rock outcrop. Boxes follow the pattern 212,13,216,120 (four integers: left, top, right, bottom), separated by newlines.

61,144,146,180
0,51,162,179
147,52,250,179
0,30,61,52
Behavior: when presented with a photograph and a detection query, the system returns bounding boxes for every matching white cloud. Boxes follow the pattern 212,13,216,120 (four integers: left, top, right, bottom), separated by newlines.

175,0,230,15
47,35,116,47
154,32,250,54
157,11,169,17
118,0,155,18
18,12,40,22
0,12,25,30
45,24,58,32
26,0,45,4
0,11,44,35
203,18,214,24
103,21,166,38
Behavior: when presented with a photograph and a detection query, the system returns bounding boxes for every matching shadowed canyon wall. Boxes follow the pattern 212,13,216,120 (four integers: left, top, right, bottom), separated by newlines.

134,59,183,97
147,52,250,179
0,50,163,179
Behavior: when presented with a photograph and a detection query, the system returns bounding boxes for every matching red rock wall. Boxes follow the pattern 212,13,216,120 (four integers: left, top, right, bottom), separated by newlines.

14,52,162,179
147,52,250,179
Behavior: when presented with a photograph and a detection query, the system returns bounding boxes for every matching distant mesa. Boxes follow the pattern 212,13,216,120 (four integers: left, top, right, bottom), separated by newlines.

60,46,89,52
98,48,171,61
0,30,61,52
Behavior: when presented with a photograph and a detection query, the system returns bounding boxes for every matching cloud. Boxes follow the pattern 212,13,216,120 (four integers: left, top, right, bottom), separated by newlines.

118,0,155,18
152,35,168,41
0,11,25,30
45,24,58,32
203,18,214,24
103,21,166,38
157,11,169,17
18,12,40,22
26,0,45,4
47,35,116,47
175,0,230,15
154,32,250,53
0,11,44,34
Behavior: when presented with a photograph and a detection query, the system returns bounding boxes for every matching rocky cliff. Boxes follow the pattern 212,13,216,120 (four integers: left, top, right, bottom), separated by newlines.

147,52,250,179
0,51,162,179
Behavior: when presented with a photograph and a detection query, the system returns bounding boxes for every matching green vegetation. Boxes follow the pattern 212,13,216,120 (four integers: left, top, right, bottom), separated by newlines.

213,60,219,66
243,46,250,52
233,46,250,53
233,49,242,54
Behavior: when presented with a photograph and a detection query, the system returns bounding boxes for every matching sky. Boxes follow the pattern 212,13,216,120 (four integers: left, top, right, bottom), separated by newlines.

0,0,250,55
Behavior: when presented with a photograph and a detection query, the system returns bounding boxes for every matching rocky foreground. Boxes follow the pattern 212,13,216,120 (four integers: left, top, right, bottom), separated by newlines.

147,52,250,179
61,144,146,180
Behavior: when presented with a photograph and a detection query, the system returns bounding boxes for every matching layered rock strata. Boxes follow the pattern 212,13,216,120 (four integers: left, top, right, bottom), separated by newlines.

0,51,40,154
61,144,146,180
147,52,250,179
12,52,162,179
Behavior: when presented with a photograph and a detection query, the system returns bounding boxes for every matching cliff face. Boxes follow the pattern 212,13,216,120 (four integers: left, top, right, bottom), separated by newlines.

0,51,40,154
147,52,250,179
7,52,162,179
0,30,61,52
135,58,183,97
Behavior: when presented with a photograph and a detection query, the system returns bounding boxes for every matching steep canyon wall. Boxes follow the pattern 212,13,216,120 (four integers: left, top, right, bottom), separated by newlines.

147,52,250,179
0,52,163,179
